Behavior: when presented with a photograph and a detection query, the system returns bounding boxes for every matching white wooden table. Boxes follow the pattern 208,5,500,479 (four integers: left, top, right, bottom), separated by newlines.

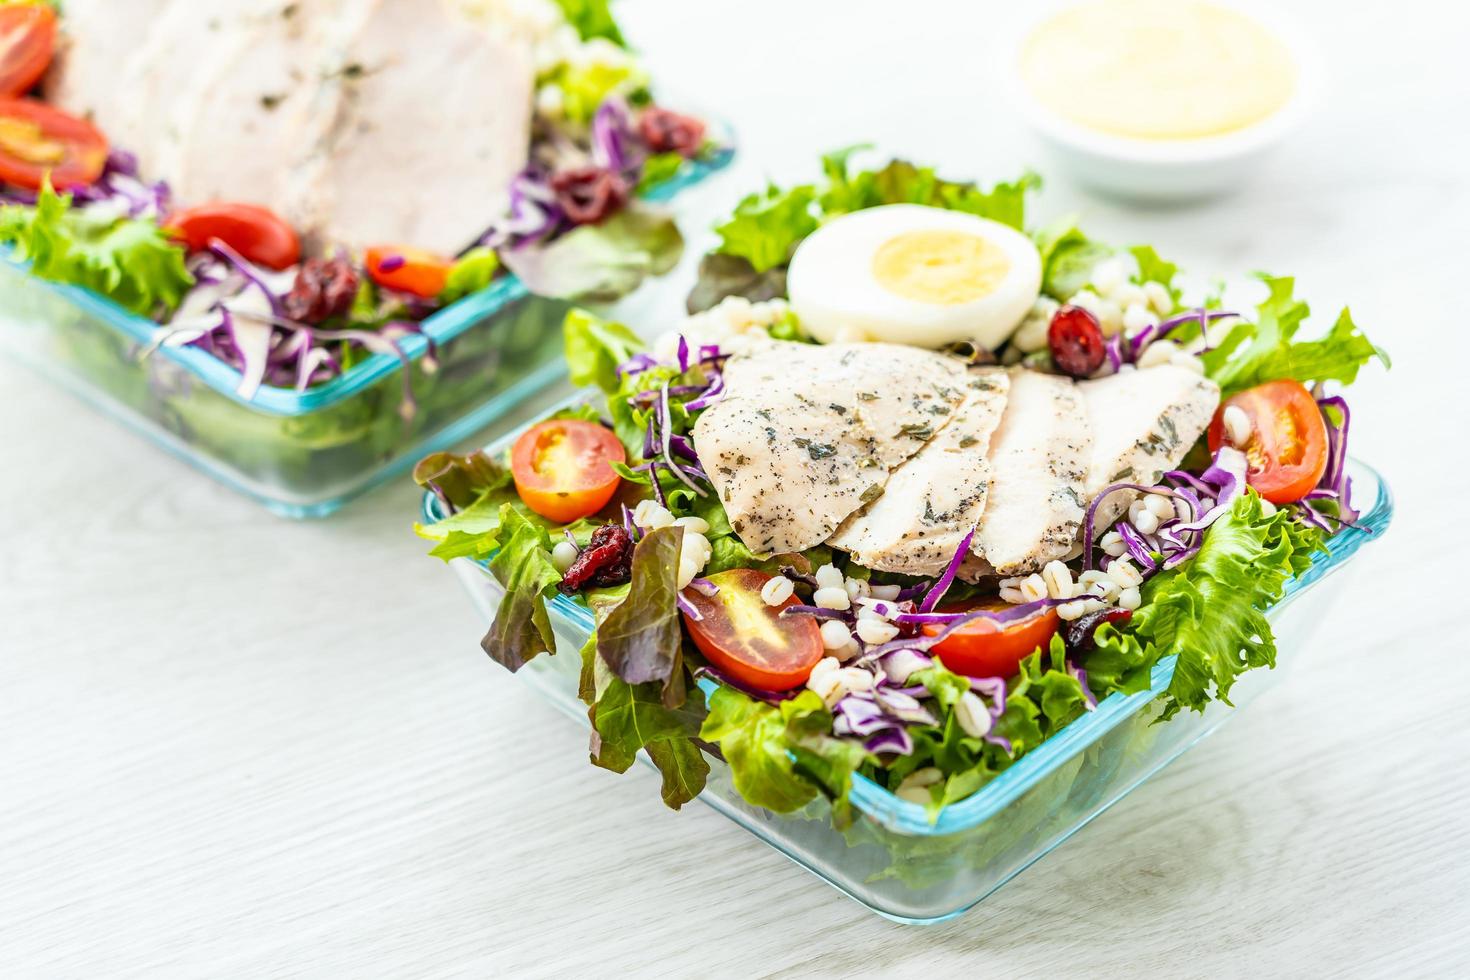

3,1,1468,975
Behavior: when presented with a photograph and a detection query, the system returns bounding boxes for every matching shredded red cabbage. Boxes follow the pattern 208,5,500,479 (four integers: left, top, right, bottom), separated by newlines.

917,526,975,613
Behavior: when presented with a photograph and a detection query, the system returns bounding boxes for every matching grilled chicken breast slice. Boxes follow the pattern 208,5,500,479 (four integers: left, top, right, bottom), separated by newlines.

293,0,534,254
43,0,173,150
970,369,1092,576
693,342,971,556
167,1,350,214
827,368,1010,576
1077,364,1222,533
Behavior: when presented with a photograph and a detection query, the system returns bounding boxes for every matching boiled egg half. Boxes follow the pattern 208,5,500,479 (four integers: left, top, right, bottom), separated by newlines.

787,204,1041,349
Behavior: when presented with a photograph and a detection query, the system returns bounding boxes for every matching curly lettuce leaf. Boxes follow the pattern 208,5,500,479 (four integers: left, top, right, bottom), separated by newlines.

903,638,1087,814
1034,217,1110,300
1,182,192,317
818,147,1038,231
563,308,644,393
701,687,868,819
713,183,819,274
1129,244,1182,307
1129,244,1178,289
1092,491,1326,718
1201,275,1389,394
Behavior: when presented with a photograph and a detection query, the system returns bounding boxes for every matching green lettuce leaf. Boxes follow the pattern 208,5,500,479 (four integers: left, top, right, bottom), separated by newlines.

563,308,644,393
411,448,508,510
1092,491,1326,718
550,0,626,46
439,247,500,304
637,152,685,193
581,636,710,809
1,182,193,317
1129,244,1179,290
500,204,681,302
479,507,563,672
1034,217,1110,300
700,688,866,816
818,148,1038,231
903,640,1086,816
685,251,788,314
595,525,685,704
1201,275,1389,394
713,183,819,273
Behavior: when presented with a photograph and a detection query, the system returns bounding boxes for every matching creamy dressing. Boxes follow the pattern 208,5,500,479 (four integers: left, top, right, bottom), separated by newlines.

1021,0,1297,140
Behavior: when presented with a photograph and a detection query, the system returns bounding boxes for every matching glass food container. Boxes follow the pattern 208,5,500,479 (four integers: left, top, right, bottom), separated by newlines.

0,152,731,518
421,419,1392,923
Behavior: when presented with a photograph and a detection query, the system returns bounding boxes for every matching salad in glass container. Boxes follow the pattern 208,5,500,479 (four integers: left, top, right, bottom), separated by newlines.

414,148,1387,820
0,0,719,404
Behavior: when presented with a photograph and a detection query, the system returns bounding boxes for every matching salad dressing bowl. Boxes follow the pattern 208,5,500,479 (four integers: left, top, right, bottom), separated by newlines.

424,436,1391,924
0,154,731,518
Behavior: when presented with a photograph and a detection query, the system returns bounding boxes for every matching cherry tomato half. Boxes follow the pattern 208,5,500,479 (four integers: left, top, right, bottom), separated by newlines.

365,245,452,298
1207,379,1328,504
680,568,824,692
510,419,625,523
922,599,1060,680
165,203,301,271
0,4,56,97
0,97,107,190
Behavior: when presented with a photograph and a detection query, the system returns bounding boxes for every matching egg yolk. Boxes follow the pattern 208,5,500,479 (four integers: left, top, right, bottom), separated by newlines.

871,230,1011,306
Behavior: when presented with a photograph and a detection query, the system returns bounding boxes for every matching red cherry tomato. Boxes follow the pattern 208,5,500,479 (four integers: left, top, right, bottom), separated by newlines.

510,419,626,523
922,600,1060,680
1207,379,1328,504
0,5,56,97
365,245,452,298
165,203,301,271
680,568,824,692
0,97,107,190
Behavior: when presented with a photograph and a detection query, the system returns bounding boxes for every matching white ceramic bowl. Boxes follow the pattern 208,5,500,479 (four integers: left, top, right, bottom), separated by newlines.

1000,1,1321,203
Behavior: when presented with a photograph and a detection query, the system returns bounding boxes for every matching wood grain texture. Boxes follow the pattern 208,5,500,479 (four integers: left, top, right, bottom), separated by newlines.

3,0,1469,976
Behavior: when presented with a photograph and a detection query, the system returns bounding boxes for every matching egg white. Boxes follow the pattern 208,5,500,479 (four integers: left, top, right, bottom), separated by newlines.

787,204,1042,349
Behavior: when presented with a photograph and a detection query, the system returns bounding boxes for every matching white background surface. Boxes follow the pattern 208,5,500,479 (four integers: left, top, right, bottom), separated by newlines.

3,1,1469,976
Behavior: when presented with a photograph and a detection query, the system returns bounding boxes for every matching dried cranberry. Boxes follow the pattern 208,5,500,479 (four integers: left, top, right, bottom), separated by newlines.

638,107,706,157
1048,305,1106,378
1062,607,1133,652
550,166,629,225
283,257,361,324
559,524,634,592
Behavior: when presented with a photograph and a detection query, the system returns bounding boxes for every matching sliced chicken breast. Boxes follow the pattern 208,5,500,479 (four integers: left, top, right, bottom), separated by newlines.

828,369,1010,576
970,369,1092,576
167,1,353,213
43,0,185,158
693,342,970,556
1077,364,1221,532
115,0,270,178
292,0,534,254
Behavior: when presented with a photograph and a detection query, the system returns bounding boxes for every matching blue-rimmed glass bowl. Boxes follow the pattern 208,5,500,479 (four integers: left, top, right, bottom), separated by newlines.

0,150,731,518
420,413,1392,923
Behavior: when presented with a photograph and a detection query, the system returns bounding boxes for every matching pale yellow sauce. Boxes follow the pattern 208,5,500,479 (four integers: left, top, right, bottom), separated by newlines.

871,230,1012,305
1021,0,1297,140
